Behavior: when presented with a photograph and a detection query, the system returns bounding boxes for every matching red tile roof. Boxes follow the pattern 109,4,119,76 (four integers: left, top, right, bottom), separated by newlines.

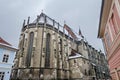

0,37,11,46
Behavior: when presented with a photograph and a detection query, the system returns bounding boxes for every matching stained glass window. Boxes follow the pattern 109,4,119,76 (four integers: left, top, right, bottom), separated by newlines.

26,32,34,67
45,33,50,68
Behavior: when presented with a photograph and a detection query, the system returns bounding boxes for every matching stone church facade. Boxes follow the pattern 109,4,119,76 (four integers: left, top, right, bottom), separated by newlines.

11,13,110,80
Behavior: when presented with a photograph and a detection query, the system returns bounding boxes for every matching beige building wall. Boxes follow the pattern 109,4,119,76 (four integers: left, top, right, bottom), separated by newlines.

11,13,109,80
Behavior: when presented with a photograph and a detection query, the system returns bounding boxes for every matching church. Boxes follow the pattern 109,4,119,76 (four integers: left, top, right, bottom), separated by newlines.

11,13,110,80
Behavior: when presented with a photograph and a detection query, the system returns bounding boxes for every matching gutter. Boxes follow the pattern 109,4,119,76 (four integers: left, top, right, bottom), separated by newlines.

98,0,104,38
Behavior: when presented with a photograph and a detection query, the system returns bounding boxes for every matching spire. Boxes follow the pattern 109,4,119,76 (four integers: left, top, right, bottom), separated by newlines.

79,27,84,38
36,15,39,23
27,16,30,25
53,19,55,26
22,20,26,31
23,20,26,27
40,10,44,16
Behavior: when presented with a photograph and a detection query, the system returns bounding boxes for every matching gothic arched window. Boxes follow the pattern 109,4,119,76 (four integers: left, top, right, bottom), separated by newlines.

22,34,25,52
45,33,51,68
60,39,62,55
26,32,34,67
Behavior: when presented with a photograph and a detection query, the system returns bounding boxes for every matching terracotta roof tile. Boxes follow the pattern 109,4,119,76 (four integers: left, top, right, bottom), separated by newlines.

0,37,11,46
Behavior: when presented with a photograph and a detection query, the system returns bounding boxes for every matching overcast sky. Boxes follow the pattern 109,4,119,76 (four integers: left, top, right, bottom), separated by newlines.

0,0,104,52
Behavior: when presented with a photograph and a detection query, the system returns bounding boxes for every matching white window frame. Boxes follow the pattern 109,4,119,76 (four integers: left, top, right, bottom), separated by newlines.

0,72,5,80
2,54,9,63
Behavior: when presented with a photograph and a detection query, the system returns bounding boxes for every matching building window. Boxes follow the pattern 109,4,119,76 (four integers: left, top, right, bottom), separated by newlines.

0,72,5,80
60,39,62,55
26,32,34,67
88,70,91,76
2,54,9,63
108,25,114,42
105,31,111,48
83,60,86,64
74,60,76,63
111,14,119,34
22,34,25,51
85,69,87,75
45,33,51,68
109,3,120,38
113,2,120,29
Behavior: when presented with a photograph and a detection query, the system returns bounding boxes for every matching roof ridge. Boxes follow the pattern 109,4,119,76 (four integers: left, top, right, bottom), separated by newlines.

0,37,12,46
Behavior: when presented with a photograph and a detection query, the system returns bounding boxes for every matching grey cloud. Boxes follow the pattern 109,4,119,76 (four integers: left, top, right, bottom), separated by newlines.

0,0,104,52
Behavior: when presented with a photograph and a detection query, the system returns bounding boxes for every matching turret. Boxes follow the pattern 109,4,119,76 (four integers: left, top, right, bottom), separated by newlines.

27,16,30,27
21,20,26,32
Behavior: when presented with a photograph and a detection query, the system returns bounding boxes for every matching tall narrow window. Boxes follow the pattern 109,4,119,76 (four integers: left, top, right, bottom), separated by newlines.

85,69,87,75
45,33,51,68
111,14,118,34
60,39,62,55
26,32,34,67
0,72,5,80
113,4,120,30
74,60,76,63
105,31,111,48
2,54,9,63
22,34,25,51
